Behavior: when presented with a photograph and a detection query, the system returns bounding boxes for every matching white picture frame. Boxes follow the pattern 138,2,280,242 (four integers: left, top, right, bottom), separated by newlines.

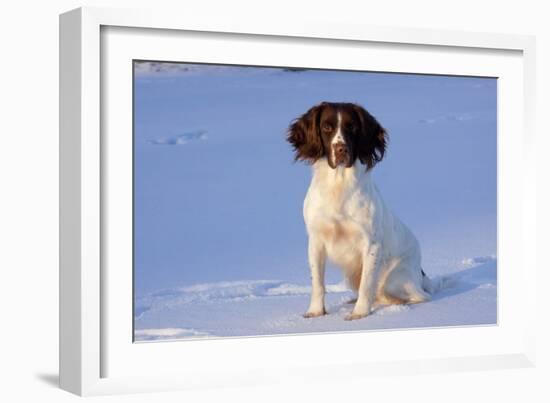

59,6,537,396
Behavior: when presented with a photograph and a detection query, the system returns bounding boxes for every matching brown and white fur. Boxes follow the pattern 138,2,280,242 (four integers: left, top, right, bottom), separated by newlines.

287,102,436,320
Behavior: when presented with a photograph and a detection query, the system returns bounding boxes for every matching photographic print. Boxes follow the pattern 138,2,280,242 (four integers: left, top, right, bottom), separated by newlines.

133,61,497,342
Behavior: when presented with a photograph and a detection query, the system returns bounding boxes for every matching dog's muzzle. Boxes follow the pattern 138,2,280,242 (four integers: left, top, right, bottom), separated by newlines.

333,142,349,166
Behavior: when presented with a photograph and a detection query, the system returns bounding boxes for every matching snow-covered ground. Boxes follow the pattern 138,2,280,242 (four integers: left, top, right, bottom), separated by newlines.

133,62,497,341
135,255,496,341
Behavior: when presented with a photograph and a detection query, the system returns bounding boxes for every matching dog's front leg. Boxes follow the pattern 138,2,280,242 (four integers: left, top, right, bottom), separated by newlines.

346,242,381,320
304,237,326,318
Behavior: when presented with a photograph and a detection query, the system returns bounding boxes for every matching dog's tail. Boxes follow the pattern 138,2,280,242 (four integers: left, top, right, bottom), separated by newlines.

421,269,456,295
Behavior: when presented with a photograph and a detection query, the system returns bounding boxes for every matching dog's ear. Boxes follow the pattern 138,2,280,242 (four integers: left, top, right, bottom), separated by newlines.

287,103,325,163
352,104,387,170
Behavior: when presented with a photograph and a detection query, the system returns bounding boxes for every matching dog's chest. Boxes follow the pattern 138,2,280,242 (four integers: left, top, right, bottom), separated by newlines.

304,165,377,249
306,190,370,270
306,164,374,215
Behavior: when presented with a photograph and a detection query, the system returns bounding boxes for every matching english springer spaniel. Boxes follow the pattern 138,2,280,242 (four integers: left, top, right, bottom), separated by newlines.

287,102,436,320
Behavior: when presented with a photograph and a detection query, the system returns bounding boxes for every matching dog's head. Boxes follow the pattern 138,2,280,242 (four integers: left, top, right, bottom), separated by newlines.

287,102,387,169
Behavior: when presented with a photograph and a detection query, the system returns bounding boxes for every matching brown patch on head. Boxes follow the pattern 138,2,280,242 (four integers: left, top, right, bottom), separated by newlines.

286,103,325,163
350,104,387,170
287,102,387,169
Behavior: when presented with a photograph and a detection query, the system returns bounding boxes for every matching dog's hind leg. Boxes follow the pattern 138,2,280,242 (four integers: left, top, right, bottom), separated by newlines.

383,266,431,304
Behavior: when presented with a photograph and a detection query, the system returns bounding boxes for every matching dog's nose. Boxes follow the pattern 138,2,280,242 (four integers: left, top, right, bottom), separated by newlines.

334,143,347,156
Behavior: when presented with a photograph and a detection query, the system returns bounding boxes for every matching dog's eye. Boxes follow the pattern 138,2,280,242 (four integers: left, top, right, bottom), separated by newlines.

322,123,332,132
347,123,356,131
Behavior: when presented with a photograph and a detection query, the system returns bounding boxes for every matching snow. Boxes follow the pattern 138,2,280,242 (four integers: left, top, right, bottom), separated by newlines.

134,328,211,341
134,256,496,341
133,62,497,341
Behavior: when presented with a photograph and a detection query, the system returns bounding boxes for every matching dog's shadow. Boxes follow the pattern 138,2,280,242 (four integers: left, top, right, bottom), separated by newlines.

430,257,497,302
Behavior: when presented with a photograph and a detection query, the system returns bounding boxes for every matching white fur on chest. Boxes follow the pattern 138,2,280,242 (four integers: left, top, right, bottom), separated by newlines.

304,160,379,232
303,160,381,272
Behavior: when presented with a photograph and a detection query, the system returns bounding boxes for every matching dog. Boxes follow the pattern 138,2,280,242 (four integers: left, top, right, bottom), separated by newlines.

287,102,436,320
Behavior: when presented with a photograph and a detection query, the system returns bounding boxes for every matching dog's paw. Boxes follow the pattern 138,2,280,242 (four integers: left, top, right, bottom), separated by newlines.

303,308,326,318
344,311,368,321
